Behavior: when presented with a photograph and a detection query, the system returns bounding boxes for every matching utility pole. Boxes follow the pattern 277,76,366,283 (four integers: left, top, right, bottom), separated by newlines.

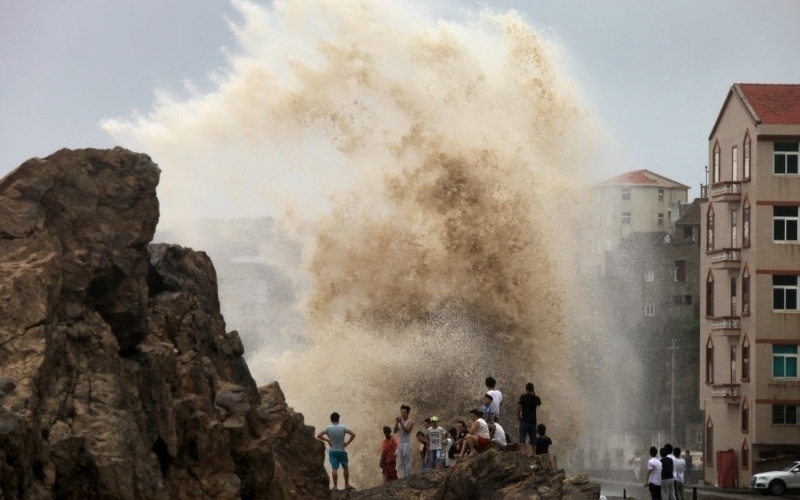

670,338,678,443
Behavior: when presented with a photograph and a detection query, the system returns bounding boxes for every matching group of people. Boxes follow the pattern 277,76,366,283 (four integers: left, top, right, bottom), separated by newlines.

316,377,553,490
645,444,688,500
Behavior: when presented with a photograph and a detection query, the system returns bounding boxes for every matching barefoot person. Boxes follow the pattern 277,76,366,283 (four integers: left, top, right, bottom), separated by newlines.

457,409,491,458
317,412,356,491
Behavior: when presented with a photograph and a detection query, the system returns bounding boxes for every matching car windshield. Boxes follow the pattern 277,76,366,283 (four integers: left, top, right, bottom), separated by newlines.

780,463,800,472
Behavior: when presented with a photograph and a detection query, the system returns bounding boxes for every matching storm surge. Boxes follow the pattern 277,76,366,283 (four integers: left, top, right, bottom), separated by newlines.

105,0,609,487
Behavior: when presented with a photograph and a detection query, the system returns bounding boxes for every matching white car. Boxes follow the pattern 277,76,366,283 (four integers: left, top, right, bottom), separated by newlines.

751,461,800,496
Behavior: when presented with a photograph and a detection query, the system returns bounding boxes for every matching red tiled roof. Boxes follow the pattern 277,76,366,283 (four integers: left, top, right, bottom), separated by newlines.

596,169,689,189
737,84,800,125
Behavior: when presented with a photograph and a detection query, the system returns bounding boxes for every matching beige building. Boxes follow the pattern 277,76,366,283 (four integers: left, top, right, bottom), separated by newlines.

700,83,800,487
581,170,690,275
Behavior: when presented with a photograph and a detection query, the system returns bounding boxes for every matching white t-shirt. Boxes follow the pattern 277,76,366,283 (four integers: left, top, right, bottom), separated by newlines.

491,423,506,446
674,457,686,483
444,437,455,467
487,389,502,417
473,418,490,439
648,457,662,485
426,426,448,451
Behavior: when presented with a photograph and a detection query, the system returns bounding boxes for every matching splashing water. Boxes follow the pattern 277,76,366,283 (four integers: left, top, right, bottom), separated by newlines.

105,0,612,487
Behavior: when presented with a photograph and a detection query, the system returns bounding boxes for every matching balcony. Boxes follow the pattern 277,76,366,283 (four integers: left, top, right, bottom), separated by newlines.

711,384,740,403
710,181,742,203
709,248,741,270
711,316,741,336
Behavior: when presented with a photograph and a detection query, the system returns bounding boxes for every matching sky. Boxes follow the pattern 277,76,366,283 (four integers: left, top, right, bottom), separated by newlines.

2,0,800,197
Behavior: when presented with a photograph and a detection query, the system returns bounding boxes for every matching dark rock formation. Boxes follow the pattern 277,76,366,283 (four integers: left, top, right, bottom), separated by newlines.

0,148,328,499
350,451,601,499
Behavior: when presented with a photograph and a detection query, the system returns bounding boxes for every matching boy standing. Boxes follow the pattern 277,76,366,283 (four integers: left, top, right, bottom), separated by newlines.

426,416,448,469
486,377,503,422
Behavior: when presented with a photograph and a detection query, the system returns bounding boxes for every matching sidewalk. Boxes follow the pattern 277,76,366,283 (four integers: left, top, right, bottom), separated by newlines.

592,476,800,499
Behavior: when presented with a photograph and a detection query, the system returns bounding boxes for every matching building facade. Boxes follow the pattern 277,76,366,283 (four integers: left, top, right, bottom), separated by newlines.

700,84,800,487
581,170,690,275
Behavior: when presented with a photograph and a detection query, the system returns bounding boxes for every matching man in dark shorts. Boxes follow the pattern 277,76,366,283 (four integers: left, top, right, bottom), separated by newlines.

316,412,356,491
517,382,541,456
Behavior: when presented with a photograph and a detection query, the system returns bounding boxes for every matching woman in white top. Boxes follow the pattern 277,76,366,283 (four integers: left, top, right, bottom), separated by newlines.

456,409,491,458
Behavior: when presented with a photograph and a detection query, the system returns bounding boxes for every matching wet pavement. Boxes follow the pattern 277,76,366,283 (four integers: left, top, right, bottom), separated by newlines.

594,477,800,499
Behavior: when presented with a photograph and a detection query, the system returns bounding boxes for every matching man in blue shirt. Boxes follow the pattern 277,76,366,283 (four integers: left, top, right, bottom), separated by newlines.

317,412,356,491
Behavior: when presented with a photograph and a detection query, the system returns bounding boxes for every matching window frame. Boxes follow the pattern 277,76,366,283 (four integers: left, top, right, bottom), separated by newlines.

773,344,798,379
774,142,799,175
743,132,751,180
707,205,715,252
645,304,655,316
741,398,749,433
732,145,738,181
772,404,799,425
743,199,751,248
658,189,664,202
674,260,687,282
622,212,631,225
658,213,664,227
742,337,750,381
706,337,714,384
773,206,799,243
742,268,750,316
644,270,655,282
622,187,631,201
706,271,715,317
773,275,799,311
713,142,721,183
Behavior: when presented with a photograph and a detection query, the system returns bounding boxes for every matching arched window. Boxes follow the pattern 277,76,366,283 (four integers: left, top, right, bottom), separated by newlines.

742,265,751,316
707,204,715,252
741,396,749,433
706,336,715,384
743,196,751,248
742,335,750,381
743,132,751,180
732,145,739,181
713,141,721,183
706,416,714,466
706,270,715,318
742,439,749,470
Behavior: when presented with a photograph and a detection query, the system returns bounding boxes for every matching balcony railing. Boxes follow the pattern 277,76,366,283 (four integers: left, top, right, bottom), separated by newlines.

711,316,741,334
708,248,741,269
711,384,740,402
710,181,742,202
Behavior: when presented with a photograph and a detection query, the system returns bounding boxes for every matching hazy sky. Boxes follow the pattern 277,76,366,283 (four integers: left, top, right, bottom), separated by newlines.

2,0,799,195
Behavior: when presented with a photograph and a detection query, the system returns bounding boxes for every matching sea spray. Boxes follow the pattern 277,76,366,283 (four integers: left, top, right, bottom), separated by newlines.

105,0,608,487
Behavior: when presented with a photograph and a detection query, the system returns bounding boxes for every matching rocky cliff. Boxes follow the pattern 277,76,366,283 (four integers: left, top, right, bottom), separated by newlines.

0,148,329,499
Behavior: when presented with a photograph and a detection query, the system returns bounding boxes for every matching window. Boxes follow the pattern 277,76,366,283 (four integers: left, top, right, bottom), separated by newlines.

674,260,686,282
773,275,799,310
741,398,749,433
774,142,799,174
658,189,664,202
773,206,799,242
658,213,664,227
732,146,738,181
622,212,631,225
706,272,715,317
743,200,750,247
742,270,750,316
685,294,693,305
706,337,714,384
705,418,714,465
773,345,798,378
622,187,631,200
683,226,695,243
731,278,737,316
742,337,750,380
742,440,749,470
772,405,798,425
731,210,738,247
707,205,715,252
713,142,721,183
644,270,655,281
743,133,751,180
730,345,737,382
645,304,655,316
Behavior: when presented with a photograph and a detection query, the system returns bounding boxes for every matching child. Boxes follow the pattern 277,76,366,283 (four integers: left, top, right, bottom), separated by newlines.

535,423,554,469
479,394,495,423
426,416,448,469
416,431,429,472
444,427,457,467
380,426,398,482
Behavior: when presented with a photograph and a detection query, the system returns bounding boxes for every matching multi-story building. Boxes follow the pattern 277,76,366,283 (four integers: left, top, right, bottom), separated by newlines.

581,170,690,275
700,84,800,487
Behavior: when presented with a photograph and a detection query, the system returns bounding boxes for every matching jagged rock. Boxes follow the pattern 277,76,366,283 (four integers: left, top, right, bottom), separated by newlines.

351,450,601,499
0,148,329,499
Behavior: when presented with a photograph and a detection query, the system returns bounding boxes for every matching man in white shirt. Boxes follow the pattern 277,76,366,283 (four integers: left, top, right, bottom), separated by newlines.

645,446,662,500
673,447,686,500
489,422,507,449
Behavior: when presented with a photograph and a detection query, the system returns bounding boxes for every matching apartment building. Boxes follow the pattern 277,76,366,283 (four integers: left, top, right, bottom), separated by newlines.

581,170,690,275
700,84,800,487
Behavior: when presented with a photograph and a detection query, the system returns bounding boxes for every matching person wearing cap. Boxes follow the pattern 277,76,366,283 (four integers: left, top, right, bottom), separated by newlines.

425,416,449,469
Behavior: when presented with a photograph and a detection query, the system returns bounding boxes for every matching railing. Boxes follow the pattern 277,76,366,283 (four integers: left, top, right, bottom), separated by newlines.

709,248,741,263
712,316,740,331
711,384,740,398
710,181,742,198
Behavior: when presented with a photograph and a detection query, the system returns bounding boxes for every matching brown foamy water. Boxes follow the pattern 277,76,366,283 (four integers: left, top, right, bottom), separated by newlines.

105,0,613,487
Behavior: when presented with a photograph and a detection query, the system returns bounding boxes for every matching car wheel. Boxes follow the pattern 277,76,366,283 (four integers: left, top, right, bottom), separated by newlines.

769,479,786,496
